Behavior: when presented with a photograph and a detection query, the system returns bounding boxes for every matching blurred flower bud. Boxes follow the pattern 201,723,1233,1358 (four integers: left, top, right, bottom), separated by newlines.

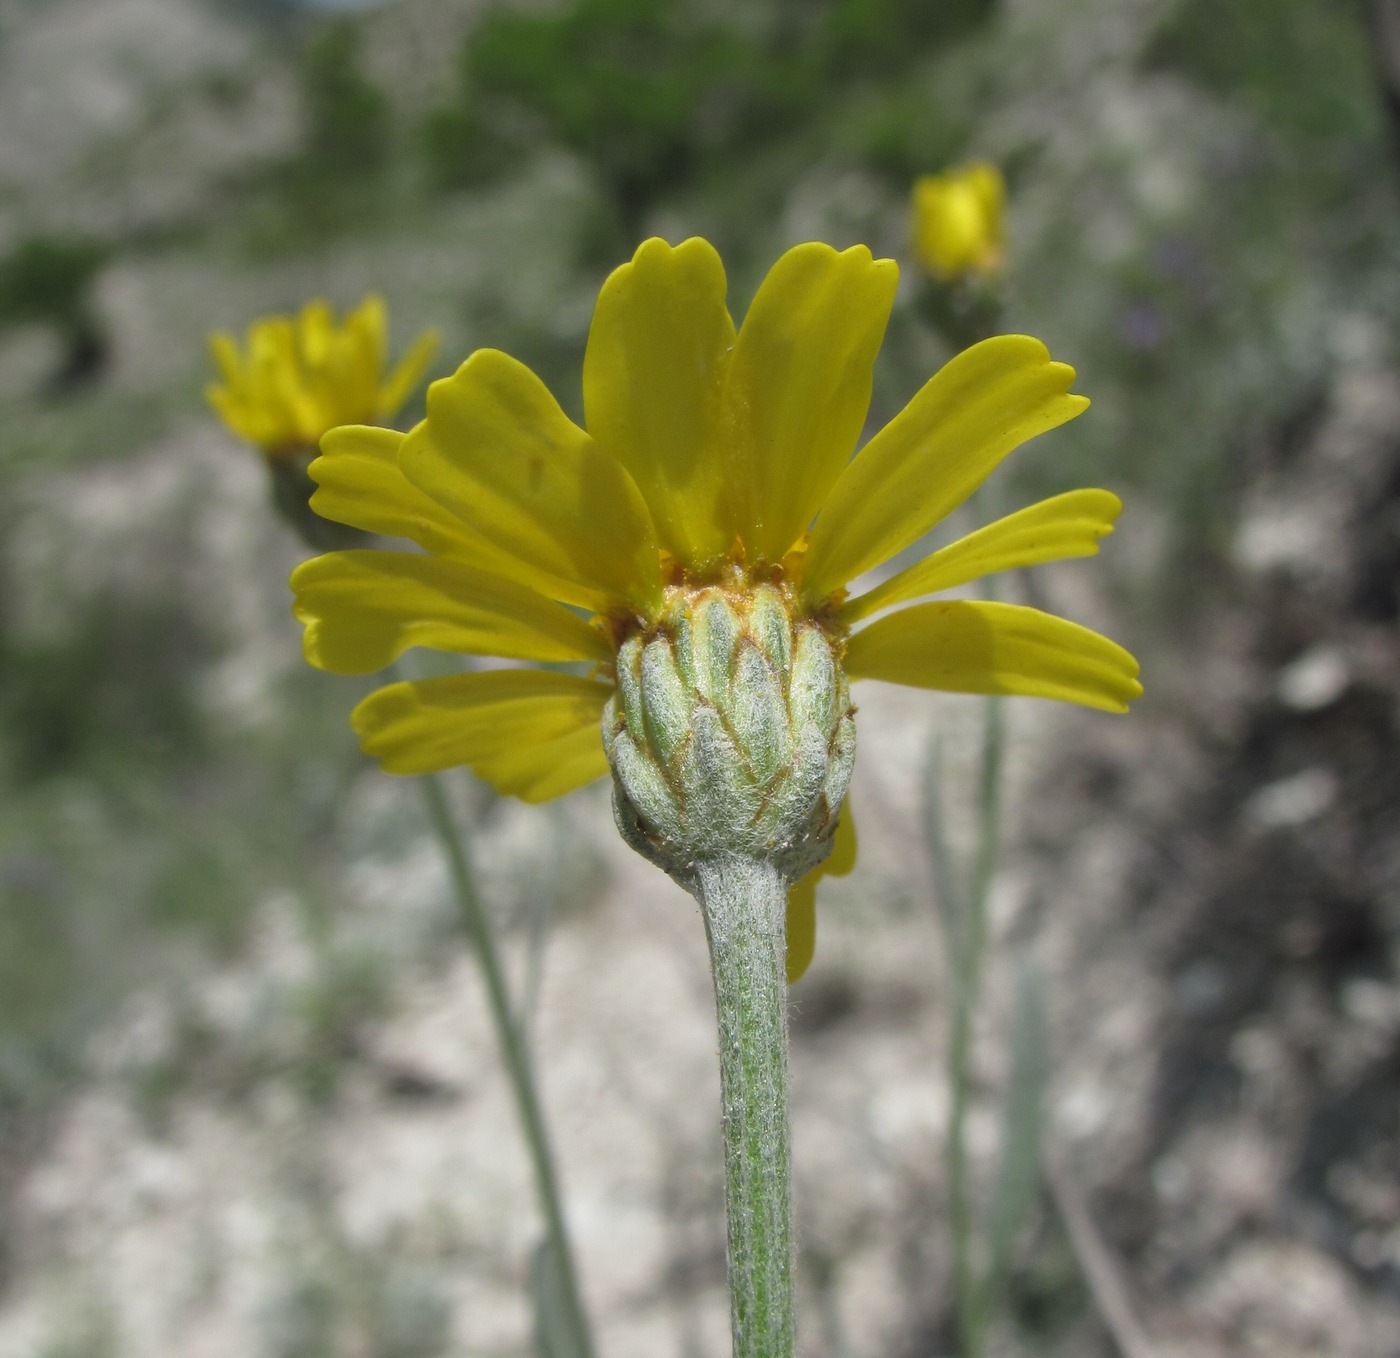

911,162,1005,282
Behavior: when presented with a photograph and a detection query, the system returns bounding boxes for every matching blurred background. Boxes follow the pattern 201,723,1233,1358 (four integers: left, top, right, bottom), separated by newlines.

1,0,1398,1354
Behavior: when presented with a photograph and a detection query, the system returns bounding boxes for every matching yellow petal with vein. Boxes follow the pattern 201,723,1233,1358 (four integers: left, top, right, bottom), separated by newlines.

803,336,1088,603
292,550,611,674
352,670,611,796
309,426,489,562
401,350,661,615
845,600,1141,712
474,722,611,803
841,489,1121,623
584,237,735,567
723,243,898,564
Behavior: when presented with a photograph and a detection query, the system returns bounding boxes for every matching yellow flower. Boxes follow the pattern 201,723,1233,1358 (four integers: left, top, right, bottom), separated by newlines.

291,238,1140,979
911,162,1006,281
206,296,438,458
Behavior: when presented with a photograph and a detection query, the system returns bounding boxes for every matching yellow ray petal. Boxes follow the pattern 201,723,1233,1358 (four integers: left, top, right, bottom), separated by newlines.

308,426,492,561
474,721,611,803
845,600,1141,712
802,336,1089,603
208,332,244,385
841,489,1122,624
379,329,440,420
352,669,612,786
205,385,262,445
583,237,736,567
723,243,899,564
292,550,612,674
826,805,858,877
338,297,384,412
348,295,387,368
784,806,857,984
298,301,334,366
401,350,662,616
785,876,817,984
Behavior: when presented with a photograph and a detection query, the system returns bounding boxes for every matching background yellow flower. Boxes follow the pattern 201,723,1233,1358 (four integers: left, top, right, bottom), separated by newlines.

206,296,438,457
912,162,1006,281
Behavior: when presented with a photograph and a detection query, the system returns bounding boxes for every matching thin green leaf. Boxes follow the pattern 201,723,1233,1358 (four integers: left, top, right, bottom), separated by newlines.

922,731,967,971
530,1238,587,1358
985,962,1048,1311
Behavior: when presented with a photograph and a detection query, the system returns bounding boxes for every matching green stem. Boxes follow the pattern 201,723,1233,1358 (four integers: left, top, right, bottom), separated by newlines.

948,693,1006,1358
419,772,595,1358
693,855,795,1358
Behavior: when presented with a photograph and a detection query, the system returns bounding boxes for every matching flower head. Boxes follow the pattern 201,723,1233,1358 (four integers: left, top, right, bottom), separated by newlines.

206,296,438,459
291,238,1140,978
911,162,1005,281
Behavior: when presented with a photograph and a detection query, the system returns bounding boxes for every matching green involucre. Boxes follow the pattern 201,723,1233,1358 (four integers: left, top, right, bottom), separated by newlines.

602,582,854,889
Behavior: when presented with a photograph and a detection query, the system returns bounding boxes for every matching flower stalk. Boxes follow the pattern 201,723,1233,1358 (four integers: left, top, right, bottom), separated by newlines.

945,692,1006,1358
695,855,796,1358
602,579,853,1358
419,772,595,1358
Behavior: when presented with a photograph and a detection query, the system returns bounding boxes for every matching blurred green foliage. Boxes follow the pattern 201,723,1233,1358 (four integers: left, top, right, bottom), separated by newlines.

814,0,993,77
252,18,394,248
424,0,770,218
422,0,997,231
0,236,109,388
1022,0,1395,593
1147,0,1377,143
0,595,211,781
300,19,391,180
0,237,107,332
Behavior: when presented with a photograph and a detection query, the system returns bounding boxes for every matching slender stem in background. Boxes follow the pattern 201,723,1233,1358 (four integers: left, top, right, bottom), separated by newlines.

946,691,1007,1358
419,772,596,1358
693,854,795,1358
910,282,1017,1357
519,824,560,1049
1046,1157,1158,1358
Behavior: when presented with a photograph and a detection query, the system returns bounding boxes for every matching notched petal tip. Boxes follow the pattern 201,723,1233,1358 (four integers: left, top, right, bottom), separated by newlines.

768,239,898,280
427,347,513,403
630,234,724,267
316,421,406,458
726,238,901,562
299,620,358,674
1101,666,1145,714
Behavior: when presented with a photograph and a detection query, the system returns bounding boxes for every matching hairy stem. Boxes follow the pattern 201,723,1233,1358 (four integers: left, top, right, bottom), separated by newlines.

694,855,795,1358
420,773,595,1358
